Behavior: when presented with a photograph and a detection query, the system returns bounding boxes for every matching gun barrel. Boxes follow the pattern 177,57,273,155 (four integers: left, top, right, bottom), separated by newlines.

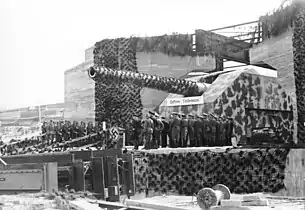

88,66,207,96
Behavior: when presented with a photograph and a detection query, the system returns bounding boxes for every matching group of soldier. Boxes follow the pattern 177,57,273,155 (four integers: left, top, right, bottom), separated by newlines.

41,112,234,150
130,111,234,149
41,120,97,144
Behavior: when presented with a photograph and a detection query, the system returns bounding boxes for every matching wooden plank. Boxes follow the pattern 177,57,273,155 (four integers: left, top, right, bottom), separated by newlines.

195,29,250,63
72,160,84,191
1,153,72,166
106,156,120,202
123,154,135,196
98,200,151,210
69,200,102,210
91,157,105,199
1,163,44,170
125,199,187,210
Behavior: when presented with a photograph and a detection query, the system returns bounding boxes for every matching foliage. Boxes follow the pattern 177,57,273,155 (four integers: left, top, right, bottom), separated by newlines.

135,33,194,57
260,1,298,38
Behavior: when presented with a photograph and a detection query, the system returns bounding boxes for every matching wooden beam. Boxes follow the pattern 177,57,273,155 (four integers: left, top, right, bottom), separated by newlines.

208,20,259,32
195,29,251,63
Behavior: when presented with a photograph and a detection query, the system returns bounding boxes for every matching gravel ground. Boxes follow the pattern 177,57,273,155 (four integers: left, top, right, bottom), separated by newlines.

131,194,305,210
0,191,96,210
0,192,304,210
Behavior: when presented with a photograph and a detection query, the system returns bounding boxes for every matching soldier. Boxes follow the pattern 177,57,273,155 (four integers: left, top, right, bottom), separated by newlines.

168,114,174,147
149,111,158,149
195,116,204,147
209,114,218,146
48,120,55,145
170,112,181,148
68,121,73,140
225,117,234,146
161,117,169,148
187,114,195,147
41,121,47,143
155,114,164,148
180,114,188,147
79,121,87,137
131,116,142,149
201,113,208,146
86,122,94,135
142,113,154,149
54,122,62,143
217,117,226,146
62,121,70,142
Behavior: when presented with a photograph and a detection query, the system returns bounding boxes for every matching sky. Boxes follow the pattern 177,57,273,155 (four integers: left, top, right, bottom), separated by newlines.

0,0,283,110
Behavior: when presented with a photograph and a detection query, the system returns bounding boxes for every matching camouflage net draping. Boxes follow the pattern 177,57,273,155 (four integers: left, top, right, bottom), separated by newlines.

134,148,290,195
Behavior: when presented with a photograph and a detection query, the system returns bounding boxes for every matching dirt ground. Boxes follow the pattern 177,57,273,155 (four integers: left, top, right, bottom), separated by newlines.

0,191,97,210
0,192,304,210
130,194,305,210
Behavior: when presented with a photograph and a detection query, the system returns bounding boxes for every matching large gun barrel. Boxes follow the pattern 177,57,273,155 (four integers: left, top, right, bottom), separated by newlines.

88,66,208,96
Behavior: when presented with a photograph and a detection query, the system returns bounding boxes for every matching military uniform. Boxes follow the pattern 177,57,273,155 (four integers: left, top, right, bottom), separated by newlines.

79,121,87,137
150,113,159,149
62,121,70,141
180,114,188,147
209,116,217,146
203,116,212,146
155,117,164,148
187,114,195,147
131,117,142,149
86,122,94,135
196,116,204,147
170,112,181,148
142,114,154,149
54,122,62,142
225,118,234,146
161,117,169,148
48,121,55,144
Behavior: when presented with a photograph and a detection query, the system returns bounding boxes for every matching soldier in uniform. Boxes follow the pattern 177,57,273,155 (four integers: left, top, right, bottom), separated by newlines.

187,114,195,147
217,117,226,146
41,121,47,143
142,113,154,149
131,116,142,149
62,121,70,142
209,114,218,146
180,113,188,147
225,117,234,146
154,114,164,148
149,111,158,149
79,121,87,137
170,112,181,148
202,114,211,146
67,121,73,140
86,122,94,135
54,122,62,143
161,117,169,148
168,114,174,147
48,120,55,145
195,116,204,147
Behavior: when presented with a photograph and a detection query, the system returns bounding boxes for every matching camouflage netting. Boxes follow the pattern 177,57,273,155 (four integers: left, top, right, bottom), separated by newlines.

93,38,143,128
134,148,290,195
293,1,305,141
93,35,194,127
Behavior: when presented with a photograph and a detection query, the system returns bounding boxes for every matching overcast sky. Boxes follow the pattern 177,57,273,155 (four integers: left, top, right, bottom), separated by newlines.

0,0,282,110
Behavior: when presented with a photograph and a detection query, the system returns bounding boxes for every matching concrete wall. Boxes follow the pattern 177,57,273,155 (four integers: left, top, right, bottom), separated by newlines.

137,52,197,114
249,29,297,142
64,60,95,122
64,49,199,121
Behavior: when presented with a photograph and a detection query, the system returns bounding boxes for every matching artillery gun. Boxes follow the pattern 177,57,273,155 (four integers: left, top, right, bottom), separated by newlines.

88,65,232,97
